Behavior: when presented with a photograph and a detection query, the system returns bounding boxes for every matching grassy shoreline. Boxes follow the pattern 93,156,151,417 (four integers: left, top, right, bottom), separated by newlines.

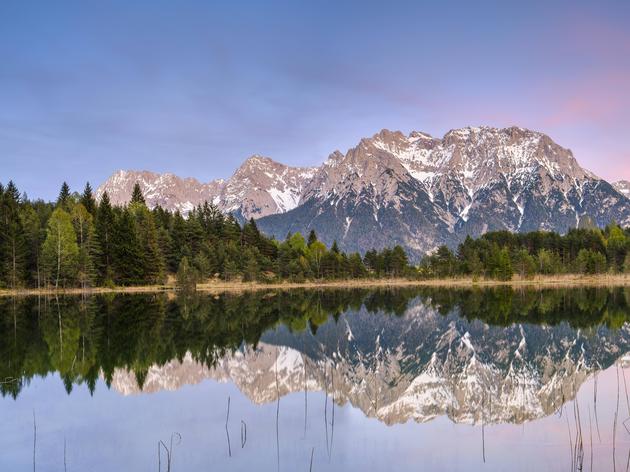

1,274,629,297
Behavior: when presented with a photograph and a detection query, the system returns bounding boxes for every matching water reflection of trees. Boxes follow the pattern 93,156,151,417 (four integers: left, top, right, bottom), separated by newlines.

1,286,629,398
418,286,630,328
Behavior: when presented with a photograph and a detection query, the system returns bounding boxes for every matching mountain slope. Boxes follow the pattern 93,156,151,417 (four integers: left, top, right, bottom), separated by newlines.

214,155,316,220
96,155,316,220
614,180,630,198
98,126,630,257
258,127,630,257
95,170,225,214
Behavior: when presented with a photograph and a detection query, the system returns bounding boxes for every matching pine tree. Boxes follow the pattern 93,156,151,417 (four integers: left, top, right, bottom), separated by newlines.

575,249,607,274
321,250,341,279
20,204,43,287
241,218,261,248
111,208,144,285
348,252,367,278
307,230,318,246
168,212,190,272
185,215,204,256
0,181,26,288
176,256,197,291
80,182,97,215
432,246,457,277
95,192,115,283
363,249,379,275
242,247,260,282
130,182,146,205
223,257,239,281
130,203,165,284
390,245,409,277
223,215,242,243
491,247,513,281
465,250,484,280
57,182,71,210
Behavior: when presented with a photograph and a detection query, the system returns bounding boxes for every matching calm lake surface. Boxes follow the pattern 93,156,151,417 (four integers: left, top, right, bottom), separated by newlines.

2,287,630,471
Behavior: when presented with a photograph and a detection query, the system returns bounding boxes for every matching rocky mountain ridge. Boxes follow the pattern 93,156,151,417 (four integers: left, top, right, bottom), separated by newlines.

614,180,630,198
97,126,630,257
96,155,316,219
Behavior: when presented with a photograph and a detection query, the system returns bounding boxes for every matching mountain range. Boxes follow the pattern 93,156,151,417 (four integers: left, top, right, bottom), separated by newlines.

110,297,630,426
97,126,630,258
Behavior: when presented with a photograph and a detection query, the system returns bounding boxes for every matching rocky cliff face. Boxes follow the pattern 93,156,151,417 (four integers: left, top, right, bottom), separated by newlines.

109,299,630,426
95,170,225,214
258,127,630,257
96,156,315,220
614,180,630,198
98,126,630,257
214,155,316,220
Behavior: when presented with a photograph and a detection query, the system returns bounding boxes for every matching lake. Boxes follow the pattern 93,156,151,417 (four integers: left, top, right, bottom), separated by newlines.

1,287,630,471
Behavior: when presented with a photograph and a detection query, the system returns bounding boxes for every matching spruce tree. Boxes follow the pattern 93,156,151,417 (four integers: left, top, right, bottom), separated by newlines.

492,247,513,281
130,182,146,205
176,256,197,291
57,182,71,210
390,245,408,277
0,181,26,288
242,218,261,248
168,212,190,272
95,192,115,283
111,207,144,285
465,250,484,279
80,182,97,215
242,247,260,282
131,204,165,284
307,230,318,246
223,257,239,281
223,215,242,243
348,252,366,278
20,204,44,288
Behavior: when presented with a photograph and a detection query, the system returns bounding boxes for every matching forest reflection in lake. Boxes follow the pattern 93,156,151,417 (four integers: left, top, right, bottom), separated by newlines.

1,286,630,471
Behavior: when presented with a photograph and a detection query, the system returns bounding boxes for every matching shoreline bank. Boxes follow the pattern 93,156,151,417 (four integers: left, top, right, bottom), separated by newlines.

1,274,629,297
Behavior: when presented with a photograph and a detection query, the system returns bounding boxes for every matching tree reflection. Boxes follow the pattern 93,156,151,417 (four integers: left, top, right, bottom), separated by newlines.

1,286,630,399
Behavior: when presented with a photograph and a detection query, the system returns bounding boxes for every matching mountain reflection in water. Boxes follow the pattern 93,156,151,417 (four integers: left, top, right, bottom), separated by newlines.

2,287,630,470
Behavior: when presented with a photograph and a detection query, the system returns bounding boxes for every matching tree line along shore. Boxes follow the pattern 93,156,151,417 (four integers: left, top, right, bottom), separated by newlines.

1,180,629,293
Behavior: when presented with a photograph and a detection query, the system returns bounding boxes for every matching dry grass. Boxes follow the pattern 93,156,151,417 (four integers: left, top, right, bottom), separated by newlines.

1,273,629,298
0,284,173,298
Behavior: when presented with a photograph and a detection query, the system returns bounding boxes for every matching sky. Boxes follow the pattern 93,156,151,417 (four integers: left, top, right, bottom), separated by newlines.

1,0,629,200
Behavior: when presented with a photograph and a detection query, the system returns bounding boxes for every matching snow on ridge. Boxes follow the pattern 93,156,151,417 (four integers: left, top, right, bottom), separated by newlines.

97,125,620,233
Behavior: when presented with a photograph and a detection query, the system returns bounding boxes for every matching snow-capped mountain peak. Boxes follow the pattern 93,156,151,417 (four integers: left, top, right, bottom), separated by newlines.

97,156,316,220
218,154,316,218
98,125,630,258
259,126,629,258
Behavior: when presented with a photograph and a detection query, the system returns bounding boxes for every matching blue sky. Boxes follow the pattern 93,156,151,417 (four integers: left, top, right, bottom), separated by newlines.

1,0,629,200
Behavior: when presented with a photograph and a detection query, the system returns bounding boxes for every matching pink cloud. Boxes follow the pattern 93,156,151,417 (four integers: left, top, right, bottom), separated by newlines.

543,71,630,128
